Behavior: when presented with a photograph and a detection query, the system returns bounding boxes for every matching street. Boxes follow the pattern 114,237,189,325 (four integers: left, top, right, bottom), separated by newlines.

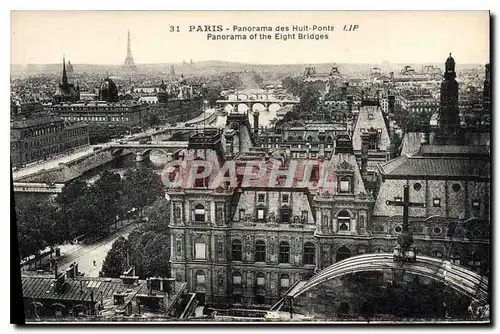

22,222,138,277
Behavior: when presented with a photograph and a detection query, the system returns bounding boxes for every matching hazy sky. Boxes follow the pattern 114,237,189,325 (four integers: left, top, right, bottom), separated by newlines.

11,11,490,65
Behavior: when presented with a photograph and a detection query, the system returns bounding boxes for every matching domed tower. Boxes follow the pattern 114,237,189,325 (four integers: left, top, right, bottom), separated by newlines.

438,53,460,143
99,77,119,102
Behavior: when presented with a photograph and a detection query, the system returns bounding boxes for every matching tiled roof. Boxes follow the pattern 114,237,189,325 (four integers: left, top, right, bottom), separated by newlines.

22,275,131,303
380,155,490,178
420,145,489,156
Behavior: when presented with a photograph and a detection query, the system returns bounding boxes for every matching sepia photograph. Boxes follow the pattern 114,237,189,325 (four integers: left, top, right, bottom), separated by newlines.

10,10,491,324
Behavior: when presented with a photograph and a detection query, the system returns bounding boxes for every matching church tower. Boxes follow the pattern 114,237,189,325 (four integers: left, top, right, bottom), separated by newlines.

123,30,137,71
438,53,460,143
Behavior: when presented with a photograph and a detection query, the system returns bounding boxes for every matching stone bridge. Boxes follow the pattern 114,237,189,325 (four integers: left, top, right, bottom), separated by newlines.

271,253,489,312
216,97,299,112
110,141,190,161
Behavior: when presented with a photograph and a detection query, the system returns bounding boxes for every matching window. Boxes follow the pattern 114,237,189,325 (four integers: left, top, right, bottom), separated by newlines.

451,252,461,265
280,206,291,223
196,270,205,284
279,241,290,263
472,200,480,210
413,183,422,191
394,196,403,202
433,227,442,235
311,165,320,181
280,274,290,288
340,177,350,193
282,194,289,203
452,183,461,192
232,239,242,261
338,210,351,231
368,114,374,120
233,294,242,304
468,253,482,272
232,272,242,285
239,209,245,221
257,208,265,220
255,240,266,262
303,242,315,265
433,198,441,207
194,204,205,222
258,193,265,203
194,239,206,260
256,272,265,286
394,226,402,233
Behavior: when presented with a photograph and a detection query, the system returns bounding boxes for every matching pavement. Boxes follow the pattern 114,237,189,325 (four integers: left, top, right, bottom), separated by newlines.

21,221,138,277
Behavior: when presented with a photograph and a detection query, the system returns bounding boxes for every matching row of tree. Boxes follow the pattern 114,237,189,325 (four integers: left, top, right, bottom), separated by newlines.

15,168,165,261
100,198,171,279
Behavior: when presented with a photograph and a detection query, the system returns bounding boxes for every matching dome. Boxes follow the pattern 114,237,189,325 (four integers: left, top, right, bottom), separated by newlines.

99,78,119,102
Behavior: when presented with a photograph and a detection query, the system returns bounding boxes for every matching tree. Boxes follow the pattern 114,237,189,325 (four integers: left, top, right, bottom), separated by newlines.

202,83,222,108
56,180,89,208
100,236,131,278
94,171,124,229
122,168,164,219
15,198,64,262
142,198,170,233
128,231,171,278
296,84,321,114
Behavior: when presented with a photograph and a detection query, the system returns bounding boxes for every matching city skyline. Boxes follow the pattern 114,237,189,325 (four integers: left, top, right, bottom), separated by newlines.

11,11,490,66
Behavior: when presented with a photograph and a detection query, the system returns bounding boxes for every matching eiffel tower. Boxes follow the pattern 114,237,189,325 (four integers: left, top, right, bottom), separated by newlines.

123,30,136,71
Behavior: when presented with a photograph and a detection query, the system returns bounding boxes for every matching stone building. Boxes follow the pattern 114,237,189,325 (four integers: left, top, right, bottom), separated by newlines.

168,128,374,309
10,116,89,167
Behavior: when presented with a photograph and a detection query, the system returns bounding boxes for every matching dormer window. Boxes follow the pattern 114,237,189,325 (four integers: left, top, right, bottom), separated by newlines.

282,194,289,203
368,114,374,120
258,193,265,203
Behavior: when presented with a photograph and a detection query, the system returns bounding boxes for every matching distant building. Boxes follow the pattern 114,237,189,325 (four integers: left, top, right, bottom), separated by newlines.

53,56,80,104
10,116,89,167
53,101,145,127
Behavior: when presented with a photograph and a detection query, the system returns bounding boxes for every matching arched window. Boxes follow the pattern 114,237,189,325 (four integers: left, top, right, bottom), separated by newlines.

280,274,290,289
256,272,265,286
279,241,290,263
194,204,205,222
232,271,242,285
195,270,205,286
338,211,351,231
255,240,266,262
306,135,313,142
326,135,333,143
303,242,316,265
336,246,351,262
194,238,206,260
232,239,242,261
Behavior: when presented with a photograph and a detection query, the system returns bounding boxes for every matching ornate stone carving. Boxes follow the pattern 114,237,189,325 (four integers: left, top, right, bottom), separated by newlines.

292,215,301,225
174,204,182,224
267,212,277,224
176,270,184,282
217,235,224,261
176,235,183,258
337,161,354,171
216,203,225,226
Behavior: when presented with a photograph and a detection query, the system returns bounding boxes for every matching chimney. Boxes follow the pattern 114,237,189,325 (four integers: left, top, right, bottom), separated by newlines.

360,133,369,181
390,72,394,82
253,111,259,138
